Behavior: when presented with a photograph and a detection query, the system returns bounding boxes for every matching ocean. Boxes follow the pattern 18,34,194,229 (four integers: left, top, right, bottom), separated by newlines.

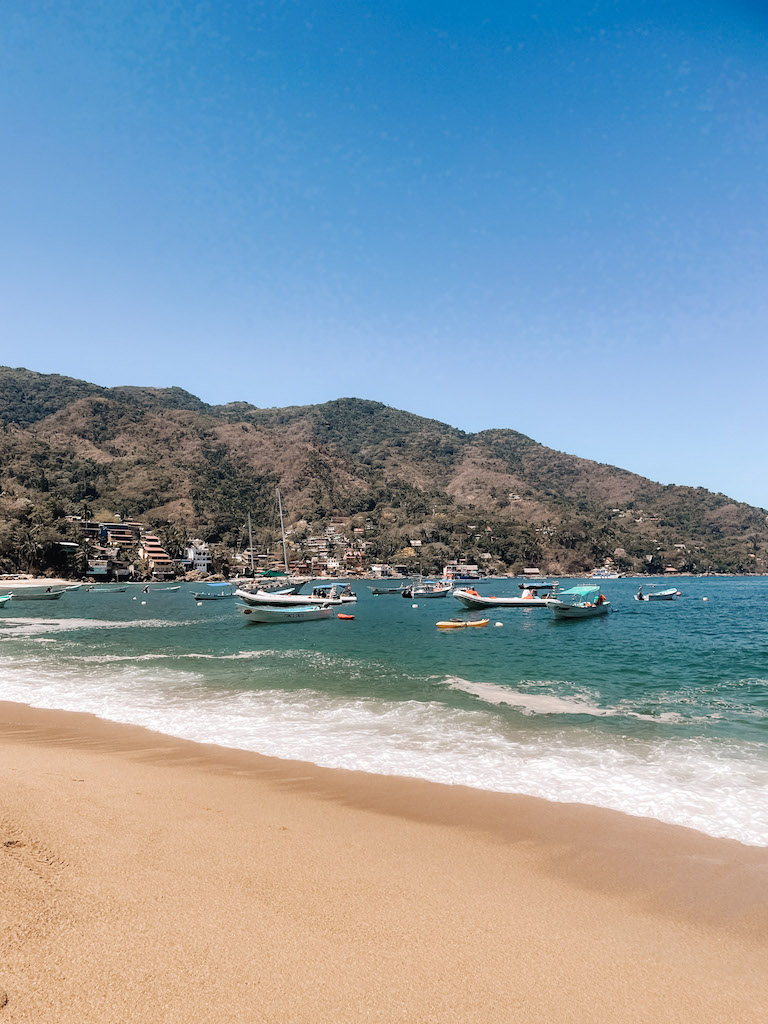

1,577,767,846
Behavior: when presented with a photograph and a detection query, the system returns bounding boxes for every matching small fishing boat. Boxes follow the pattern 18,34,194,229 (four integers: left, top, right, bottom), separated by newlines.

436,617,490,629
402,580,453,599
635,585,680,602
368,584,408,595
152,585,181,592
0,594,12,609
310,584,357,604
546,585,610,619
6,588,68,601
87,586,128,593
240,604,332,624
453,583,557,609
235,585,354,607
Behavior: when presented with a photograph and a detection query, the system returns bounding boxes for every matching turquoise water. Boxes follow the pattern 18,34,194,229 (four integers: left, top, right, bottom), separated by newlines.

1,577,767,845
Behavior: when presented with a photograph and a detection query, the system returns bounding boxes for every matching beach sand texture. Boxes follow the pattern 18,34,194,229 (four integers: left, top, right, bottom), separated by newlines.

1,701,767,1023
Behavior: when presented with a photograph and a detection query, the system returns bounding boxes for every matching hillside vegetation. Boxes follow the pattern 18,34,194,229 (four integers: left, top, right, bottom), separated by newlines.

1,366,766,575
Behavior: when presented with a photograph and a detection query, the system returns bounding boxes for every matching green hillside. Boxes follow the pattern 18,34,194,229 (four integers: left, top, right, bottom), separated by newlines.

1,366,765,576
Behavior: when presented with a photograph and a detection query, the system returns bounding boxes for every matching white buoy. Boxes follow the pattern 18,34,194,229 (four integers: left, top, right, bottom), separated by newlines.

132,597,137,600
196,602,203,606
412,603,418,608
141,600,147,605
703,597,708,601
494,621,503,627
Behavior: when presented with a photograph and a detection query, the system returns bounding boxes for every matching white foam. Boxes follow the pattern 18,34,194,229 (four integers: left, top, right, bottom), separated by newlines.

446,678,683,722
0,655,767,846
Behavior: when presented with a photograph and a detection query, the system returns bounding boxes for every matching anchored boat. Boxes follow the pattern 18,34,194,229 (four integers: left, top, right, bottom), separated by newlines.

453,582,557,609
546,585,611,619
240,604,332,624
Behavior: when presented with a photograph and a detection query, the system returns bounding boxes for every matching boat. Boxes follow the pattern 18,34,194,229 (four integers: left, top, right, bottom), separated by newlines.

436,617,490,629
402,580,453,599
235,584,354,607
309,584,357,604
635,585,680,602
546,585,611,618
240,604,332,624
368,584,408,595
86,585,128,593
589,568,620,579
453,583,558,609
152,585,180,592
0,595,12,609
5,587,68,601
193,583,236,600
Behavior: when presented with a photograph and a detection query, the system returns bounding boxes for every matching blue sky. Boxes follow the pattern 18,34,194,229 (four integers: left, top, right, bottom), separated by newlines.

1,1,766,507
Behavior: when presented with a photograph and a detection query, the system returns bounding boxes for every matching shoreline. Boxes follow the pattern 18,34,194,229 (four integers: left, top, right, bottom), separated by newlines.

2,698,767,1022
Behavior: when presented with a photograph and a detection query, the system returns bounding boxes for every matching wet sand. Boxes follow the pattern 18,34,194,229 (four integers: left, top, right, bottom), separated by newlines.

1,699,767,1023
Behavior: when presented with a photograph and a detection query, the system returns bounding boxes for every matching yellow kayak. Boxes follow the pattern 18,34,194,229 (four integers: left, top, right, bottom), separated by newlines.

436,618,490,629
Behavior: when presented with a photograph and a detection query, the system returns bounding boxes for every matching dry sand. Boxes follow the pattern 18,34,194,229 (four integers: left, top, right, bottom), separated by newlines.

1,700,767,1023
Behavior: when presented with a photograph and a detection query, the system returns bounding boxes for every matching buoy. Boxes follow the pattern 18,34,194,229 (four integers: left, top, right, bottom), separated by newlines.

197,602,203,606
132,597,137,600
703,597,708,601
494,621,503,627
141,600,146,605
412,603,418,608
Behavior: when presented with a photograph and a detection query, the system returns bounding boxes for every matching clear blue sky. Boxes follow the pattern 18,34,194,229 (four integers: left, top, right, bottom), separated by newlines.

1,1,766,507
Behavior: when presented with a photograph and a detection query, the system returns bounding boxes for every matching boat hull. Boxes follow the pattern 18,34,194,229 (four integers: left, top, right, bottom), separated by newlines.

547,601,611,618
436,618,490,629
6,590,66,601
453,589,549,609
241,604,332,624
235,589,352,607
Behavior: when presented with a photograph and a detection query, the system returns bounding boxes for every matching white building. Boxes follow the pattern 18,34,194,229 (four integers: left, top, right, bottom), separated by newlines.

184,539,211,573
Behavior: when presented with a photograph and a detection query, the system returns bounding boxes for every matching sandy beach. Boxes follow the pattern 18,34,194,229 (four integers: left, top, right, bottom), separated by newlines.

1,700,766,1023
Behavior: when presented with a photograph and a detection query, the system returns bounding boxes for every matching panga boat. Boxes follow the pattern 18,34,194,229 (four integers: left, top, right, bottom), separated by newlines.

546,585,611,618
5,587,68,601
453,583,557,609
0,595,12,609
635,585,680,601
402,581,453,599
436,617,490,629
368,584,408,595
240,604,332,624
235,584,355,607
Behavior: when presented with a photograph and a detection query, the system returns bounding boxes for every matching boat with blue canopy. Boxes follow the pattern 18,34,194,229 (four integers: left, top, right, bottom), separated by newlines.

545,585,611,619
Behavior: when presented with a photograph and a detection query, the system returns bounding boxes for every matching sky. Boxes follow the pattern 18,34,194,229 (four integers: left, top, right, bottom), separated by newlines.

1,1,767,507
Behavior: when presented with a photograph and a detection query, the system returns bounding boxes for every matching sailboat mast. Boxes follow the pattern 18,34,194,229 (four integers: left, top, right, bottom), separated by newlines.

277,488,289,573
247,513,255,575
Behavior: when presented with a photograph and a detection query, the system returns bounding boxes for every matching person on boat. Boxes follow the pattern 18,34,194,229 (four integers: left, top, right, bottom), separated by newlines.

596,593,606,606
637,586,643,601
465,588,480,597
143,584,150,594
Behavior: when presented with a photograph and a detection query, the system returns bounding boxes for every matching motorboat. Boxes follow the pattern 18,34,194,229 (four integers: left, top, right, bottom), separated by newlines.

436,617,490,629
0,595,11,610
589,568,620,579
193,584,236,600
240,604,332,624
635,585,680,602
235,584,354,607
546,585,610,618
310,584,357,604
453,583,558,609
5,587,68,601
402,580,453,599
368,584,408,595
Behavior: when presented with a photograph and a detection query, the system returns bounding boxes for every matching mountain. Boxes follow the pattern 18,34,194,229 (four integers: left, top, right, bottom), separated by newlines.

1,365,766,575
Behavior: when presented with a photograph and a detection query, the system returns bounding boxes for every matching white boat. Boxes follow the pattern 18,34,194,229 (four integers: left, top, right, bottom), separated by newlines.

635,585,680,602
309,584,357,604
235,584,354,607
240,604,332,624
402,580,453,599
193,584,236,600
0,595,11,609
453,583,557,609
5,587,68,601
546,585,611,618
589,568,620,579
